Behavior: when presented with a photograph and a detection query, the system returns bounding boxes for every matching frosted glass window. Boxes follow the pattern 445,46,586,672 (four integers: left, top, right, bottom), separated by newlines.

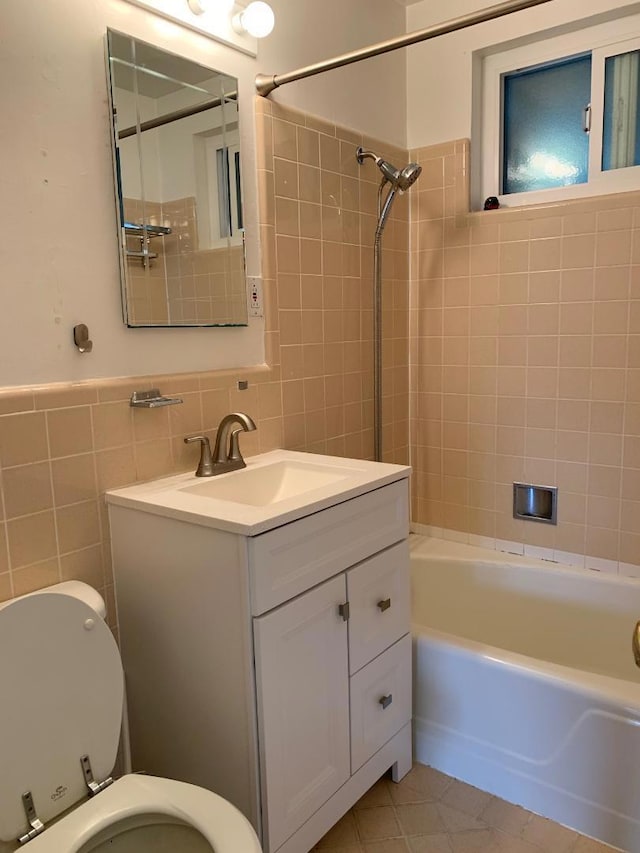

502,55,592,195
603,49,640,171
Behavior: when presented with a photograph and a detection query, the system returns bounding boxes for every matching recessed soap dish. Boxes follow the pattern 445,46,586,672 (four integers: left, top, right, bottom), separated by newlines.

513,482,558,524
130,388,183,408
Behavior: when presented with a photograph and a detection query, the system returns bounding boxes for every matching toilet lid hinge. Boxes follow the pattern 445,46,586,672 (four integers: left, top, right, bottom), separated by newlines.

80,754,114,797
17,791,45,845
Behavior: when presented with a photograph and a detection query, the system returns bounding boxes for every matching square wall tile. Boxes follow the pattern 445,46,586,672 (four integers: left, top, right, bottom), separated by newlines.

47,407,93,458
0,412,48,466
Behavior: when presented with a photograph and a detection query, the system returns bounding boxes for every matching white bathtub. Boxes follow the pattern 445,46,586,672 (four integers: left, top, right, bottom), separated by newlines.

411,536,640,852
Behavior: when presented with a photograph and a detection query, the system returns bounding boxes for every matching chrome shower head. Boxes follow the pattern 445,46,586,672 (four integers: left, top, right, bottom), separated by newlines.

356,147,422,192
397,162,422,191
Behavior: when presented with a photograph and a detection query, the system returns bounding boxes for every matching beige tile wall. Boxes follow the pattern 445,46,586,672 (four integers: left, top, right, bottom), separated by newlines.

0,369,283,624
162,197,247,326
0,101,409,619
256,97,410,464
410,139,640,574
124,196,247,326
124,198,169,325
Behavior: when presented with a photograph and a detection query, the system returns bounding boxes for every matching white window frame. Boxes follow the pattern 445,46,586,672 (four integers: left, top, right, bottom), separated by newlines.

194,128,243,251
478,13,640,210
226,142,243,238
206,135,243,244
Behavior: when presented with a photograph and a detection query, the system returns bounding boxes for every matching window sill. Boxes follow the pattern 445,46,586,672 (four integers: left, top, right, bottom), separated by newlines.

465,183,640,225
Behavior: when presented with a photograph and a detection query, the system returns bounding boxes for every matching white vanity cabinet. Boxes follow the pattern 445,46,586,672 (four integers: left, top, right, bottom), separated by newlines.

254,541,410,852
107,451,411,853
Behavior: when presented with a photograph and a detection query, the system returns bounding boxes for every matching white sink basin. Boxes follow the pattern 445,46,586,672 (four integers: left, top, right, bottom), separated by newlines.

180,460,351,507
105,449,410,535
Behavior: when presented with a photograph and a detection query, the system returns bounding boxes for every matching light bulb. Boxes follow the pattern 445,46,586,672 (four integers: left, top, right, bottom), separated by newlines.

233,1,275,38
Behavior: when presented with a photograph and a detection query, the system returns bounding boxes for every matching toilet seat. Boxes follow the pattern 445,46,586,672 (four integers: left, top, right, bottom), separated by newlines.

0,583,262,852
0,588,124,842
21,775,261,852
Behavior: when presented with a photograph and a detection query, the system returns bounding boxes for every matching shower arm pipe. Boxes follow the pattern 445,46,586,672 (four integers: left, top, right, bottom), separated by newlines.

372,180,398,462
255,0,552,96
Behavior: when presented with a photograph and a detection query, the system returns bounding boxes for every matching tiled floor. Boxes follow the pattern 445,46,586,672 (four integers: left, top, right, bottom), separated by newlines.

313,764,618,853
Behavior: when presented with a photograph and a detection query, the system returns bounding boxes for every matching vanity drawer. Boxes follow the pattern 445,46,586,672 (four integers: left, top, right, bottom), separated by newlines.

350,633,411,773
347,540,410,675
248,480,409,616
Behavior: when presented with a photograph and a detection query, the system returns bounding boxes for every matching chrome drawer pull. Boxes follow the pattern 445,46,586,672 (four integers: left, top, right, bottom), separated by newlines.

633,619,640,667
379,694,393,710
377,598,391,612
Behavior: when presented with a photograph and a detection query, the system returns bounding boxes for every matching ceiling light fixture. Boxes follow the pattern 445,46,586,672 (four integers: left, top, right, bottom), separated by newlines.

187,0,236,15
232,1,275,38
123,0,259,54
186,0,209,13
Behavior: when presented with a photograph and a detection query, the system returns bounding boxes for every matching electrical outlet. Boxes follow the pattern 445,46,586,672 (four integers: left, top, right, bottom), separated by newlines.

248,277,263,317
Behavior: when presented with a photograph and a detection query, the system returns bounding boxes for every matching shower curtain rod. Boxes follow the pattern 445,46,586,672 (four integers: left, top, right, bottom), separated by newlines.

118,92,237,140
256,0,552,96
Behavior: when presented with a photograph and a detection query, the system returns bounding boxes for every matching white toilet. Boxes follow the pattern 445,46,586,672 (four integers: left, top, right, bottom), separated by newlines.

0,581,262,852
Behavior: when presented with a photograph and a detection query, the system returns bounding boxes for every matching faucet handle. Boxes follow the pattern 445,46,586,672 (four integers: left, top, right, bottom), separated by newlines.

228,427,248,464
183,434,215,477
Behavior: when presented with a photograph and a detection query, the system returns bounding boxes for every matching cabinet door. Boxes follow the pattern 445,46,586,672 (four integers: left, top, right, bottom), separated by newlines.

254,575,350,851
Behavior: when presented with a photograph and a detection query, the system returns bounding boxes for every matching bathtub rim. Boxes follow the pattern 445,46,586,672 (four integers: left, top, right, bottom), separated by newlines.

410,536,640,592
411,622,640,717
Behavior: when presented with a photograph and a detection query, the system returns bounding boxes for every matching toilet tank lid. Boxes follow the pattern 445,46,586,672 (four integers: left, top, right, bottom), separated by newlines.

0,590,123,843
0,580,107,619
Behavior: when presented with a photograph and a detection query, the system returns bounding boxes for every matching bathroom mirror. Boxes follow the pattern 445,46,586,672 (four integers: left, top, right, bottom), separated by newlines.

106,30,248,327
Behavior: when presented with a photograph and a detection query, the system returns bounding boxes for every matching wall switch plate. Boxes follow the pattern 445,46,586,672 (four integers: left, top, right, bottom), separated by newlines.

248,277,264,318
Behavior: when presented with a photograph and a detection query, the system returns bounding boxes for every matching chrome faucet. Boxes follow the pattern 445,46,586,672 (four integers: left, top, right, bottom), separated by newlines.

184,412,257,477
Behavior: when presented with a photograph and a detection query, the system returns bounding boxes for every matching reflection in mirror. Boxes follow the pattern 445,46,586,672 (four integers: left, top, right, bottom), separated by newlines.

106,31,248,327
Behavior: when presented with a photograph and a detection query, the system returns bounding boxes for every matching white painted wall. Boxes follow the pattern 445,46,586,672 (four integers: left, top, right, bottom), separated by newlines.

116,88,163,201
406,0,640,149
256,0,408,148
0,0,407,388
154,90,230,202
1,0,262,387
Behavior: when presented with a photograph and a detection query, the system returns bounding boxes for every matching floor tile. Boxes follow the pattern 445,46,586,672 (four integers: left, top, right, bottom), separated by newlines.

362,840,410,853
388,764,453,805
490,829,543,852
316,812,360,848
314,764,621,853
572,838,620,853
521,815,577,852
355,806,402,841
312,847,362,853
438,803,488,834
479,798,532,837
449,829,497,852
440,781,494,819
355,778,394,810
395,802,446,836
407,834,453,852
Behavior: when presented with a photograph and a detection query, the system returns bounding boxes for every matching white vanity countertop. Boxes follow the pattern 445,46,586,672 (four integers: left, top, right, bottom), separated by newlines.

105,449,410,536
